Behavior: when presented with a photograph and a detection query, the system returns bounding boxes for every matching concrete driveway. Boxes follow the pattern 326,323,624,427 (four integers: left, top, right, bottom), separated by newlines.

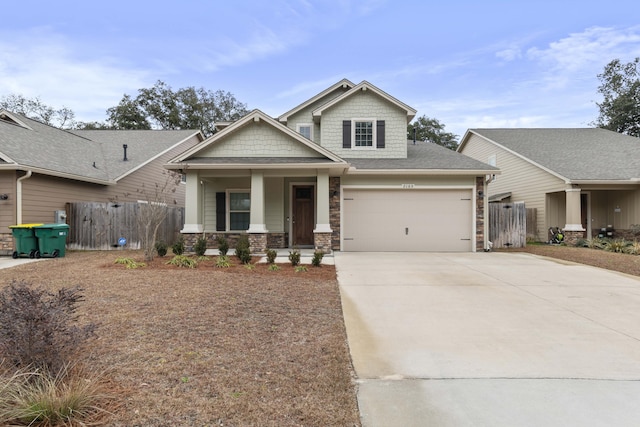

335,252,640,427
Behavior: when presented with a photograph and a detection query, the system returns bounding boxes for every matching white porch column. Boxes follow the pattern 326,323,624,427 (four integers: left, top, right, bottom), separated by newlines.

314,169,332,233
181,171,203,233
247,171,268,233
564,188,585,231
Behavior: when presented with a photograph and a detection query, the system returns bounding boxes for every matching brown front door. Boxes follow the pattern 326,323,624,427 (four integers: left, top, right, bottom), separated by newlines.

292,185,314,246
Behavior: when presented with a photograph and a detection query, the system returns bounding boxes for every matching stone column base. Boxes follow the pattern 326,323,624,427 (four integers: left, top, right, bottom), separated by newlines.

314,232,332,254
248,233,267,254
564,230,584,246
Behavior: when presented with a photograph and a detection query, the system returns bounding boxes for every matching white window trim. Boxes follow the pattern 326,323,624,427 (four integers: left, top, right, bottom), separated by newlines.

352,118,376,150
296,123,313,140
226,189,250,232
487,154,497,181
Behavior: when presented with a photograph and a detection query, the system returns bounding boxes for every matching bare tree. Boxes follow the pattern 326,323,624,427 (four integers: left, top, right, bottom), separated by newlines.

135,170,183,262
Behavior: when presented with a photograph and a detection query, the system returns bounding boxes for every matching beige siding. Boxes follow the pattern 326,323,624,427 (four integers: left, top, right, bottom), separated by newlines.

0,171,17,229
461,134,566,240
198,124,323,158
320,91,408,158
265,177,284,232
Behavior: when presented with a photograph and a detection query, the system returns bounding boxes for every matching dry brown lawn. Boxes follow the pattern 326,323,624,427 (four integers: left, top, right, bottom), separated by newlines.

0,251,361,427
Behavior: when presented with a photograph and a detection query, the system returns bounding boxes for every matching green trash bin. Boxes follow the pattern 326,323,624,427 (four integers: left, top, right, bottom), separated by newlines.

33,224,70,258
9,224,44,259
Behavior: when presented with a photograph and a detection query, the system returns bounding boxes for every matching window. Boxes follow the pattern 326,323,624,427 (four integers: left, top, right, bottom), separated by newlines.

228,190,250,231
354,120,374,147
487,154,497,181
297,123,313,140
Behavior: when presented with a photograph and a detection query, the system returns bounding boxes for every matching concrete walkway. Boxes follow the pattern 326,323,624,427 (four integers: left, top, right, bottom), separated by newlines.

335,252,640,426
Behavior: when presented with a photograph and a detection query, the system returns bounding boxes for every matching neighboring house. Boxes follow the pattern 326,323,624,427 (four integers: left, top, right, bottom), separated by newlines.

0,110,204,254
165,79,498,253
458,128,640,244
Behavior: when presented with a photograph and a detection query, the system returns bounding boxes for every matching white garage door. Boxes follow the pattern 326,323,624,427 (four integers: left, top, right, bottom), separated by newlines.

342,189,474,252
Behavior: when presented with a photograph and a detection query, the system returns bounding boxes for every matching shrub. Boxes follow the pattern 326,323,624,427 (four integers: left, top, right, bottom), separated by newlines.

235,235,251,264
295,265,308,273
172,237,185,255
625,241,640,255
288,249,301,267
0,281,95,372
114,257,146,269
166,255,197,268
0,363,113,426
215,255,231,268
265,249,278,264
585,237,607,249
194,236,208,257
268,263,280,271
311,251,324,267
604,239,630,253
154,241,168,257
217,235,229,256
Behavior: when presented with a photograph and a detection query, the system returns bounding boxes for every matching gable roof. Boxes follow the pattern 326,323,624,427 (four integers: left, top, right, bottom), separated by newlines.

461,128,640,182
278,78,355,123
346,141,500,175
0,110,203,184
167,109,349,170
312,80,417,122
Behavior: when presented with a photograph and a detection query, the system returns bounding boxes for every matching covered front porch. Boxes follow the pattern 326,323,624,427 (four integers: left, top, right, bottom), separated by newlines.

180,168,341,253
546,185,640,243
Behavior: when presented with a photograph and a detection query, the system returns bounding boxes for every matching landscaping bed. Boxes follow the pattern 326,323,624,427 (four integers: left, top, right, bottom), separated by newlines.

0,251,360,426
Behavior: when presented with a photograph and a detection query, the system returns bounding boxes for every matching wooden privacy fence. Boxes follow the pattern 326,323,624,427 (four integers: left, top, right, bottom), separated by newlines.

489,202,526,248
66,202,184,250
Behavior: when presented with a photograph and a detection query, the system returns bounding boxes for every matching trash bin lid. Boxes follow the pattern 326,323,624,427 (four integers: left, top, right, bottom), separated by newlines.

8,223,44,229
33,223,70,229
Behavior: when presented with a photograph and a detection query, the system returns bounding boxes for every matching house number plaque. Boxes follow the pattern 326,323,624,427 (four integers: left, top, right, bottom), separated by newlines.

401,184,415,189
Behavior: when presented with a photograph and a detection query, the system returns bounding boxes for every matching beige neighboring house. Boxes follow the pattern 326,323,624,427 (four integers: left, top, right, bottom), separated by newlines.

165,79,498,253
0,110,204,255
458,128,640,243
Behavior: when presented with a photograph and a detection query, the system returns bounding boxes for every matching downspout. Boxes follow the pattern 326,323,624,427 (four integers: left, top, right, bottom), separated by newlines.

16,170,32,224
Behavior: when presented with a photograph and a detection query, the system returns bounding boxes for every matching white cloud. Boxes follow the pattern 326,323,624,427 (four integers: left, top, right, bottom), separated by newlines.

0,29,150,122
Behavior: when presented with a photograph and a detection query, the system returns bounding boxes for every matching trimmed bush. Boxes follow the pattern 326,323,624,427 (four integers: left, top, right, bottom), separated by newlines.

154,241,168,257
288,249,301,267
265,249,278,264
217,235,229,256
311,251,324,267
235,235,251,264
172,237,185,255
194,236,208,257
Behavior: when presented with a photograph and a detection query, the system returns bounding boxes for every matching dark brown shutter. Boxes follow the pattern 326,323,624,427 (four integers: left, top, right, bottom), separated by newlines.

216,192,226,231
376,120,385,148
343,120,351,148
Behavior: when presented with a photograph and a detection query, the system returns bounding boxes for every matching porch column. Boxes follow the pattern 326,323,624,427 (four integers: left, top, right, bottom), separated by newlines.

314,170,331,233
181,171,203,233
247,171,267,253
247,171,267,233
564,188,585,245
314,170,332,253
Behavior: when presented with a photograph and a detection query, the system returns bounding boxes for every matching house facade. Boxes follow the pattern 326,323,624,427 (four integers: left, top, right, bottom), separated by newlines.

458,128,640,244
0,110,204,254
166,80,497,253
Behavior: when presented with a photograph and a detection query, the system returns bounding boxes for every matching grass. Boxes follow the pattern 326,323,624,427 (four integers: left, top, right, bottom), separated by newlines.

0,251,360,426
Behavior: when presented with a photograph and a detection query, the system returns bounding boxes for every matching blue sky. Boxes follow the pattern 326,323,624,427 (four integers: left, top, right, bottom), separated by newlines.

1,0,639,138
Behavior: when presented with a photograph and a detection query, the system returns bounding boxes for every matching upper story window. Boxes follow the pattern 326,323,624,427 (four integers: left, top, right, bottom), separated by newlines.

296,123,313,140
343,119,385,150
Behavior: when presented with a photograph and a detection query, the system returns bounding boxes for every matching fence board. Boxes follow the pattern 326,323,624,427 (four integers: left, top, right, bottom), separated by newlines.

489,202,526,248
66,202,183,250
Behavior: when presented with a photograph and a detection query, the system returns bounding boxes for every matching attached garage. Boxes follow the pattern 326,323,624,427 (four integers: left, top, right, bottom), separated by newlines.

342,188,474,252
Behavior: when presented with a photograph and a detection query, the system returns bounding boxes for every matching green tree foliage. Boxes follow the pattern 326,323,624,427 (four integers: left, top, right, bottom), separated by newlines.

0,94,76,128
408,115,459,150
594,57,640,137
106,80,249,135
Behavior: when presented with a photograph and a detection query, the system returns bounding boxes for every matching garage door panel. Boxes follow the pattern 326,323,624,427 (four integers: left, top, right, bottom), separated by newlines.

343,189,473,252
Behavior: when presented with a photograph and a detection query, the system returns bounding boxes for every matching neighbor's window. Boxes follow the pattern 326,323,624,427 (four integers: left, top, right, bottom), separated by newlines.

228,190,250,231
297,123,313,140
353,119,375,148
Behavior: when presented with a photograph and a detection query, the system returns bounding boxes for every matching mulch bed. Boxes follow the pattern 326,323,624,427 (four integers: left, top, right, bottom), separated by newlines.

1,251,361,427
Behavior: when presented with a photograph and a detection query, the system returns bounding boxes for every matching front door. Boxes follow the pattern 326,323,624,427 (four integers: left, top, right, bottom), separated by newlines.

292,185,314,247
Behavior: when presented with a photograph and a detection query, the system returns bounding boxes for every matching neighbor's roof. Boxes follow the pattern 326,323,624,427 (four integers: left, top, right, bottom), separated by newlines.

345,141,500,175
464,128,640,181
0,110,202,184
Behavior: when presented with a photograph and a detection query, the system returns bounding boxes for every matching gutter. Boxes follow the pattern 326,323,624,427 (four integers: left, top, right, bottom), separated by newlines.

16,170,32,224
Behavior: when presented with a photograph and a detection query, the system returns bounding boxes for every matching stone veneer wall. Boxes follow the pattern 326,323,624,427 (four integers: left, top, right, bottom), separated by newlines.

476,177,485,251
314,232,332,253
329,177,341,250
0,233,13,256
181,232,287,253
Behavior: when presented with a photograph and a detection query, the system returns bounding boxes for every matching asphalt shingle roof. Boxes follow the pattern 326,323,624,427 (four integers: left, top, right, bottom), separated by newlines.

470,128,640,181
346,141,498,171
0,112,199,183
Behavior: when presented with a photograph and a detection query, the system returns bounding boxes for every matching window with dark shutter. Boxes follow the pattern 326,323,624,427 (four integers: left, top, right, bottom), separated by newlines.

376,120,385,148
216,192,226,231
343,120,351,148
